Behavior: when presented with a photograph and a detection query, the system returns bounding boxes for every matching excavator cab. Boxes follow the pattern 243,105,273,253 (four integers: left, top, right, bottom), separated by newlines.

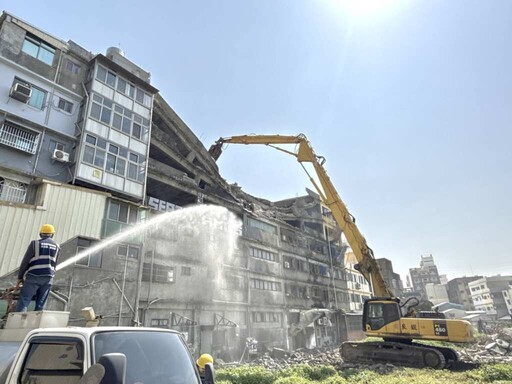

362,298,401,332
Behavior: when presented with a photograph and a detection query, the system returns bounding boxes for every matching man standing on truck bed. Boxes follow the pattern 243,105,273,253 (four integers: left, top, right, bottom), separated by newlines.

15,224,60,312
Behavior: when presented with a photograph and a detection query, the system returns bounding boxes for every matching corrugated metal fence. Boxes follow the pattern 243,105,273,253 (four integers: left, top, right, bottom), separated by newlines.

0,181,108,276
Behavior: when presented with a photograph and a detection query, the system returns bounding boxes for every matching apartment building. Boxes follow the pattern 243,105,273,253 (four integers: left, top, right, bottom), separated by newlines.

446,276,482,311
409,254,441,299
469,276,512,319
0,11,363,360
425,283,449,306
0,12,89,201
344,251,372,311
376,258,403,297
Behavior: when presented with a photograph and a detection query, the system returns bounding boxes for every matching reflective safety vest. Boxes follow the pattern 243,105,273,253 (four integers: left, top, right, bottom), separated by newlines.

26,237,60,277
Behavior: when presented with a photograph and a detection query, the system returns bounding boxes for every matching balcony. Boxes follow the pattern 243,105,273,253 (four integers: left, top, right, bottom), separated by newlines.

0,121,39,154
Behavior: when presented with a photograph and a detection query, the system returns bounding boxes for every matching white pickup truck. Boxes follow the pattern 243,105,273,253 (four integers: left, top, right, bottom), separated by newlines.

0,312,215,384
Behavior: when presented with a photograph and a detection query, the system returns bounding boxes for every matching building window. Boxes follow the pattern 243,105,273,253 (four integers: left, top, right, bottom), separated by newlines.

181,266,191,276
112,104,149,142
285,284,308,298
127,152,146,184
57,97,73,113
116,77,136,98
0,177,28,204
75,246,102,268
0,120,39,154
11,78,47,110
21,33,55,65
83,134,106,168
142,263,175,283
309,262,330,277
90,93,150,142
49,139,65,152
106,144,127,176
132,115,150,142
96,64,151,107
90,94,113,125
249,247,277,262
112,104,133,134
251,312,281,323
150,318,169,328
250,278,281,292
117,244,140,259
65,59,81,74
246,217,277,234
107,200,138,224
135,88,151,107
29,87,46,110
96,65,117,88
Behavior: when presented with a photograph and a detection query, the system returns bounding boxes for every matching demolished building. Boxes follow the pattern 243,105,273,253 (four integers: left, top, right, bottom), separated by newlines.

0,11,369,360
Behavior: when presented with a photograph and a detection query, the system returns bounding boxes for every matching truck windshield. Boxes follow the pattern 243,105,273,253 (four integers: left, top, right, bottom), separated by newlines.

93,331,200,384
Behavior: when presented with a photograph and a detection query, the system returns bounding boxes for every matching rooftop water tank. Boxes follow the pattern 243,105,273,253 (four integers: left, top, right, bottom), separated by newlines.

106,46,125,58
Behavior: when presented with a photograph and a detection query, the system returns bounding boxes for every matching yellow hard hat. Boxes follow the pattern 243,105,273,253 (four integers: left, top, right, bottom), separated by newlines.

40,224,55,235
196,353,213,368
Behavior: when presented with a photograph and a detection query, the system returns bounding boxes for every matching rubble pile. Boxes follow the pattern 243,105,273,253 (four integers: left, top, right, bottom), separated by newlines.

459,327,512,364
247,346,396,374
219,329,512,372
250,347,342,369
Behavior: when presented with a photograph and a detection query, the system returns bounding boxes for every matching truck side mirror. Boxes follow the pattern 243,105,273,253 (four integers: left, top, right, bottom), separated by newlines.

202,362,215,384
98,353,126,384
78,364,105,384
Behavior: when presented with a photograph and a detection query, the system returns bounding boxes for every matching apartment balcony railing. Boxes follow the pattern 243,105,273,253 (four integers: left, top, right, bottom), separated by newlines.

0,121,39,154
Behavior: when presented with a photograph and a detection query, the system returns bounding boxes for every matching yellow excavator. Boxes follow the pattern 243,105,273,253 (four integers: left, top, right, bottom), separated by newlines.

209,134,474,369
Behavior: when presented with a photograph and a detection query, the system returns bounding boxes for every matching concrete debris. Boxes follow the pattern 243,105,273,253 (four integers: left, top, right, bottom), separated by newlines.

217,328,512,371
230,346,397,374
458,327,512,364
249,347,343,370
498,327,512,343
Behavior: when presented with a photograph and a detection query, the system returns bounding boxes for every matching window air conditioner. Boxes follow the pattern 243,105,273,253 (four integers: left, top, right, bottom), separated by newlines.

52,149,70,162
10,83,32,103
284,262,290,268
355,283,361,290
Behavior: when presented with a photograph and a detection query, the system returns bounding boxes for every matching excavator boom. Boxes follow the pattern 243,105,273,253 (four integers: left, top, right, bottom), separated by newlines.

209,134,392,297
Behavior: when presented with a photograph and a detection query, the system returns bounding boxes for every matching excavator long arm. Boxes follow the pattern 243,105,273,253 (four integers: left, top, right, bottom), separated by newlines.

209,134,393,298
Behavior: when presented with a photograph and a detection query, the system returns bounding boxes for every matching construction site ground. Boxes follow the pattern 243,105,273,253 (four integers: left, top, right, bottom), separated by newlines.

216,327,512,383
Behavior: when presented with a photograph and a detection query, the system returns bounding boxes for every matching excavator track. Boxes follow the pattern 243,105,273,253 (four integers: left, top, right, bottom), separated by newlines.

341,341,449,369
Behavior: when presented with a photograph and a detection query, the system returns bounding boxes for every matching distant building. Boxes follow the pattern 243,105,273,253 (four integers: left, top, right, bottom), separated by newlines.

503,286,512,318
439,274,448,285
425,283,449,306
469,276,512,319
376,258,403,297
409,254,441,299
344,250,372,311
446,276,483,311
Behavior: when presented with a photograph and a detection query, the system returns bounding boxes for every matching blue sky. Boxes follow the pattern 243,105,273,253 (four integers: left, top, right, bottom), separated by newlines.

7,0,511,282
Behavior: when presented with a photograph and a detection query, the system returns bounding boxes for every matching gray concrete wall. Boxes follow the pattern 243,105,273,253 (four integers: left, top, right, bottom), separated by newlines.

0,20,58,81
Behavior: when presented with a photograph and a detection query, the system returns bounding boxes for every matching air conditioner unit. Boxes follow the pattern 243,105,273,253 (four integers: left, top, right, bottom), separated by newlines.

52,149,70,162
10,83,32,103
355,283,361,290
284,262,290,268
